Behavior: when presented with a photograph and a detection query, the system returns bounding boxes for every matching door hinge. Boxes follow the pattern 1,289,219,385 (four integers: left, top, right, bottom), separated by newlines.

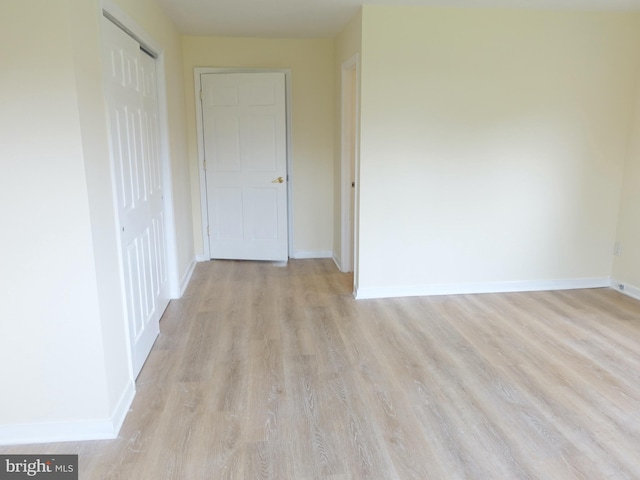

203,159,207,170
200,90,203,101
207,225,210,236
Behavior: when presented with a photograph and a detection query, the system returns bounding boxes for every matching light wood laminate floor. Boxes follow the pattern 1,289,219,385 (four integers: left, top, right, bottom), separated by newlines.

2,259,640,479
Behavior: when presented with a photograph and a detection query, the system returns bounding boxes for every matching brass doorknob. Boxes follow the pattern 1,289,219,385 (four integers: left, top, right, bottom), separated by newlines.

272,176,285,184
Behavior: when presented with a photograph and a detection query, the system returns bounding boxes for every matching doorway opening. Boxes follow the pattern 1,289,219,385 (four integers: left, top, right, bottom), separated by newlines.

340,55,360,289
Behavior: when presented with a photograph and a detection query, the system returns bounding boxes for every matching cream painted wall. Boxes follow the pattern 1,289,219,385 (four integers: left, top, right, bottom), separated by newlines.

333,11,362,271
113,0,195,281
182,36,334,258
0,0,111,433
358,6,640,296
613,76,640,290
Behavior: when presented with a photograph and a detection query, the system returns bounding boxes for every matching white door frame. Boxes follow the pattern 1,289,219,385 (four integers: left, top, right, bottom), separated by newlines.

194,68,293,260
340,55,360,285
101,0,180,301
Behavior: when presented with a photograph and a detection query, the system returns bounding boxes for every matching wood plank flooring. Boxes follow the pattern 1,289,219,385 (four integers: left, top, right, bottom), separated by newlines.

2,259,640,479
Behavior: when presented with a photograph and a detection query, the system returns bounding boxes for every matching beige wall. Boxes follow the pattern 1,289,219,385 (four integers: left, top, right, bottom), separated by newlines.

182,36,334,258
0,0,112,432
333,11,362,272
357,6,640,297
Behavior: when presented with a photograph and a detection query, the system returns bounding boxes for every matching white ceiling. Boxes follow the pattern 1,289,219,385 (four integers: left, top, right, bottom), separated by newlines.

158,0,640,38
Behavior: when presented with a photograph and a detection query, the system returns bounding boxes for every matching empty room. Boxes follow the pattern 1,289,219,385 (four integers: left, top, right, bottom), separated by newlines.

2,0,640,478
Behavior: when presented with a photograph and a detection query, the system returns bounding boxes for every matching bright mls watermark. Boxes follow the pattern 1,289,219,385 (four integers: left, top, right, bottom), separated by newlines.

0,455,77,479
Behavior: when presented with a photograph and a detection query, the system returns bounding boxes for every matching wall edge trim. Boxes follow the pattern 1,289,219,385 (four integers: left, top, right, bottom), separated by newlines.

291,250,333,259
0,381,135,446
610,279,640,301
179,258,198,297
355,277,611,300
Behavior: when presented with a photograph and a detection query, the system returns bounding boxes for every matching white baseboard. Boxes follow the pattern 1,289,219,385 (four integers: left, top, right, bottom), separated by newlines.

197,252,334,262
355,277,611,300
109,379,136,440
291,250,333,259
0,380,135,446
179,258,198,297
610,279,640,301
332,255,355,274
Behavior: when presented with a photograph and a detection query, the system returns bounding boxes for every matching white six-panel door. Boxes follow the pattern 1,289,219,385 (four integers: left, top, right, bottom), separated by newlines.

102,19,168,377
201,72,288,261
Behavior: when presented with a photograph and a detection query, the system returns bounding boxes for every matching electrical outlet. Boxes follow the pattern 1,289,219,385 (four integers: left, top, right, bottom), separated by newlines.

614,242,622,256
